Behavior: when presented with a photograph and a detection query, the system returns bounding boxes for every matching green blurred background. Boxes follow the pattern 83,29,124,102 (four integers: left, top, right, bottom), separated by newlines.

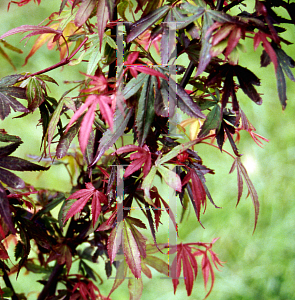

1,0,295,299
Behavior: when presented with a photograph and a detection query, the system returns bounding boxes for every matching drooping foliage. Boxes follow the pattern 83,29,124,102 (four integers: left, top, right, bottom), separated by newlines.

0,0,294,299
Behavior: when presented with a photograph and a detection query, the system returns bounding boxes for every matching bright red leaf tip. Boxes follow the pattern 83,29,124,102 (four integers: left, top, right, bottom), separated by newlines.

65,182,107,227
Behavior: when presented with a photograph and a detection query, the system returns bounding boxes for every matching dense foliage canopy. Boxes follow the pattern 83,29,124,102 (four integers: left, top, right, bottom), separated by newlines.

0,0,294,299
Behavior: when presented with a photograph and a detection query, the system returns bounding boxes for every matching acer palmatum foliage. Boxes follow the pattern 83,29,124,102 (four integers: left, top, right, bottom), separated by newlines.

0,0,293,299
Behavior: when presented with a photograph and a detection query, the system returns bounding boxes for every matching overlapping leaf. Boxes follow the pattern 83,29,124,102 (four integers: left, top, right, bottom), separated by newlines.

116,144,151,178
64,182,107,226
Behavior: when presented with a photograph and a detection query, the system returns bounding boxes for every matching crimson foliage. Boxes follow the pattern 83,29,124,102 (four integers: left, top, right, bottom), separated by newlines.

0,0,294,299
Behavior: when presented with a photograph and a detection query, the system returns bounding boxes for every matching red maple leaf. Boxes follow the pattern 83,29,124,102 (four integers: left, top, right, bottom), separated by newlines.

65,94,114,154
171,238,224,298
182,169,207,223
124,51,167,87
116,144,151,178
150,187,177,232
71,276,103,300
64,182,107,227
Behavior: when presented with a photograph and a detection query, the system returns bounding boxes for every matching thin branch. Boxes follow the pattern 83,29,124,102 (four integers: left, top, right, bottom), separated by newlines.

223,0,245,12
20,37,88,80
2,266,19,300
180,61,195,88
216,0,225,11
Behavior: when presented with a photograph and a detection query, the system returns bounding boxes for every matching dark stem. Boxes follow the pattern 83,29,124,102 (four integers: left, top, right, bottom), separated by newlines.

2,267,19,300
216,0,225,10
223,0,245,12
37,263,64,300
180,61,195,88
108,6,118,79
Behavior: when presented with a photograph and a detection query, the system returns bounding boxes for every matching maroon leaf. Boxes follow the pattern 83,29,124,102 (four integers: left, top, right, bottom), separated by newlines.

0,183,15,234
0,156,48,171
90,107,133,167
75,0,96,27
182,170,207,222
229,157,259,232
66,94,113,154
0,74,29,120
97,0,109,51
0,167,25,189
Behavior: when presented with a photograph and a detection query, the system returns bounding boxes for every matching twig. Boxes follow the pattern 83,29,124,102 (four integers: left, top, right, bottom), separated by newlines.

180,61,195,88
2,266,19,300
20,37,88,80
216,0,225,11
223,0,245,12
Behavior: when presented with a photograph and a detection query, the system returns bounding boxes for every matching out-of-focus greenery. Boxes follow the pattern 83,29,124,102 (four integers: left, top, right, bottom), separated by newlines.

0,1,295,299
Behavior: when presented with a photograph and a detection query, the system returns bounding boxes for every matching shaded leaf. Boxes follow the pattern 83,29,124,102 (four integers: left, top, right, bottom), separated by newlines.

0,167,25,189
123,225,141,278
198,104,221,138
123,73,148,100
127,6,170,43
0,156,48,171
47,97,65,153
276,63,287,109
196,11,213,77
136,76,155,146
0,183,15,234
90,107,133,167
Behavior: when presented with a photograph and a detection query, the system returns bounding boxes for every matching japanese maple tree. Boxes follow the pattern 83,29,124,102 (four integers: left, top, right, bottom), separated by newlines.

0,0,294,299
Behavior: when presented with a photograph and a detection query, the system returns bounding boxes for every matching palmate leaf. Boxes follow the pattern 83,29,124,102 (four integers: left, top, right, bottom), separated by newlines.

182,169,207,223
0,74,28,120
116,144,152,178
64,182,107,226
229,156,259,232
